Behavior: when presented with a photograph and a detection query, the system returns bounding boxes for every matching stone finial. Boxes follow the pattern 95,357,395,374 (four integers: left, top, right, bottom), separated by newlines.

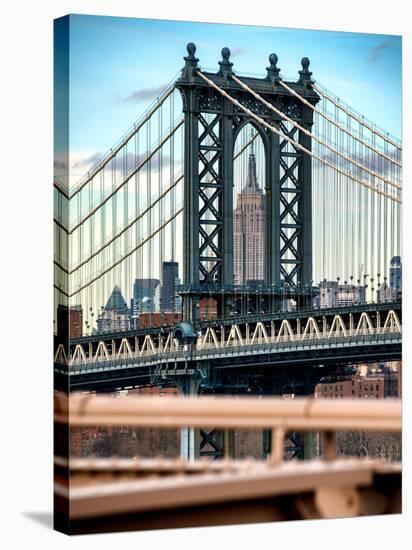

182,42,199,80
298,57,313,85
266,53,281,82
218,47,233,76
185,42,198,62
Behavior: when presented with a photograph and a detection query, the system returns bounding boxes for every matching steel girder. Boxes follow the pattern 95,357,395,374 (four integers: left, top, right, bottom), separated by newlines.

175,44,320,322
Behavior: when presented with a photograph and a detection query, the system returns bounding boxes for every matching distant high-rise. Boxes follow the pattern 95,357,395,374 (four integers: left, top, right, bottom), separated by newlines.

389,256,402,292
161,262,179,312
319,281,338,309
174,277,182,311
233,149,265,285
319,281,366,309
104,285,128,312
132,278,160,313
377,282,397,304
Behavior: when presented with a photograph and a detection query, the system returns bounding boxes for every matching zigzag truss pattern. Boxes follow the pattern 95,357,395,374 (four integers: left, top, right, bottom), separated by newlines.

55,309,401,368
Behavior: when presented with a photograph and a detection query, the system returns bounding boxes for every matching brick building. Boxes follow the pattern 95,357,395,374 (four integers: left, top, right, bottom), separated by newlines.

70,425,111,457
315,362,401,400
70,386,180,459
315,374,385,400
137,312,182,329
57,304,83,338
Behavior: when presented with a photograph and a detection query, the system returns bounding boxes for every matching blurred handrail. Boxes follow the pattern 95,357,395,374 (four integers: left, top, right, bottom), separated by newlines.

54,394,401,433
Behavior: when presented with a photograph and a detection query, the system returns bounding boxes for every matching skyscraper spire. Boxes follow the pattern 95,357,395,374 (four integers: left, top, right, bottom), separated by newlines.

233,130,266,285
242,139,261,194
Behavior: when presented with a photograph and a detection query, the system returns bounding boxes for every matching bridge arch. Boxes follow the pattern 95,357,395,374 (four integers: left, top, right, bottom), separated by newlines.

233,117,271,152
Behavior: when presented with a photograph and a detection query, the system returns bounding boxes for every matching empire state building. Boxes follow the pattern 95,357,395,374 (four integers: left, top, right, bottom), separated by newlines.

233,149,266,285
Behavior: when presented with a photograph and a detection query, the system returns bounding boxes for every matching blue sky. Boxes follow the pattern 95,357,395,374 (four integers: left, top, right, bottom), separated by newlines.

58,15,402,168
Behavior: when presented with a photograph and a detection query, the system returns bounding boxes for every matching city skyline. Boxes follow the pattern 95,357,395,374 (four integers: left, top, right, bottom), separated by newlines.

54,19,402,337
58,253,402,336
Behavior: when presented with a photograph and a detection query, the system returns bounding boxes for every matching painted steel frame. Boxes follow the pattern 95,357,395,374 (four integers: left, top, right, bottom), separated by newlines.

175,44,320,321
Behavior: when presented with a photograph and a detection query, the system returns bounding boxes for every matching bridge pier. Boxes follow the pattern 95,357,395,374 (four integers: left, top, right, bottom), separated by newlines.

180,424,198,462
175,375,201,462
303,431,321,460
261,378,321,460
265,423,320,461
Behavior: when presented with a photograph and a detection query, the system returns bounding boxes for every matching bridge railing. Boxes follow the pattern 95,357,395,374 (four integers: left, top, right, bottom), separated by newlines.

197,326,401,350
54,393,402,528
55,393,401,464
62,319,401,368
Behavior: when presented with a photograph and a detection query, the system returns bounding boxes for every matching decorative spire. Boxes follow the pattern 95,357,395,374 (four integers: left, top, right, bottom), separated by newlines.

218,47,233,76
185,42,198,62
298,57,313,86
266,53,281,83
182,42,199,79
242,141,261,194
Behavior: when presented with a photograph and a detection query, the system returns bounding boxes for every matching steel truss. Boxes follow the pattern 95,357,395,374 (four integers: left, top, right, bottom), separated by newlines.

56,306,401,369
175,44,320,321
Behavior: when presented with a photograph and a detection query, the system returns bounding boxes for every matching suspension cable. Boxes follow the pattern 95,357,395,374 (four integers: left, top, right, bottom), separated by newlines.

70,85,176,199
53,177,70,199
69,207,183,298
66,174,184,274
54,217,69,234
234,131,258,158
69,118,184,233
277,79,401,163
53,283,69,298
312,83,401,151
197,70,400,204
59,130,255,274
232,74,401,191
